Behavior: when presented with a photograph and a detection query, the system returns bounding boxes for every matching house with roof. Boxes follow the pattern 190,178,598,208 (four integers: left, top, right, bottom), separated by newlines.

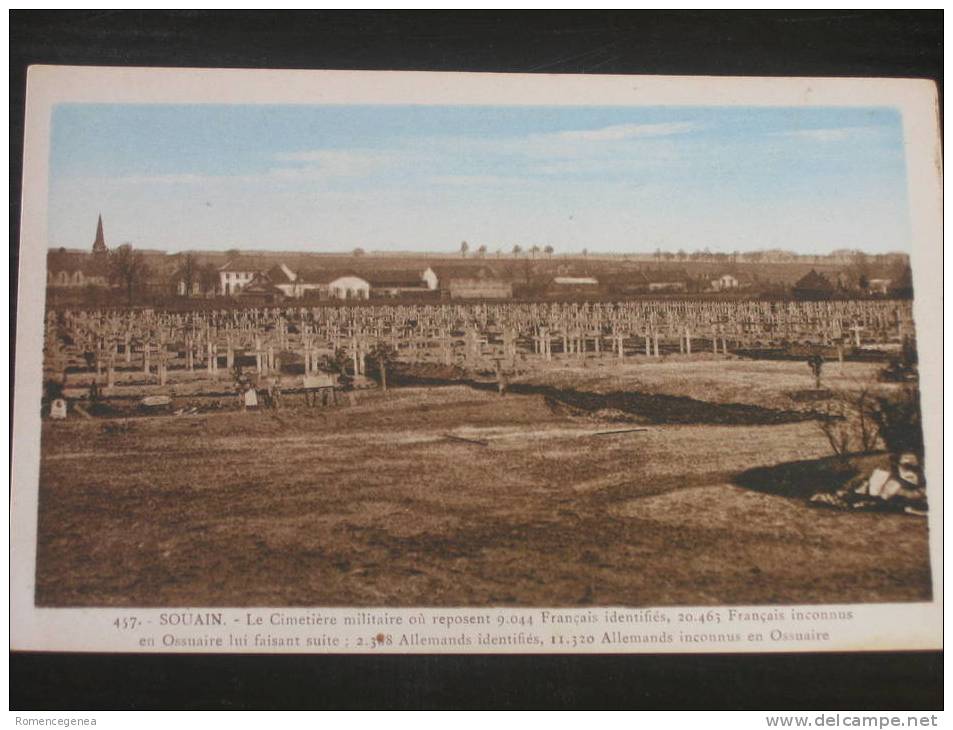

235,272,285,305
258,263,437,300
326,272,370,300
709,272,754,291
294,270,371,300
219,258,265,296
421,266,439,290
793,270,835,300
429,263,512,299
263,264,301,297
362,268,432,298
711,273,739,291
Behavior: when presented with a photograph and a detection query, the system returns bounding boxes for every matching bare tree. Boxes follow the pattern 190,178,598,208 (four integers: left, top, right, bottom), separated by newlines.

530,244,540,259
176,253,198,296
460,240,469,258
108,244,151,305
476,244,487,258
544,245,554,259
512,244,522,258
852,387,880,453
816,385,884,461
353,247,366,257
817,402,853,461
199,262,220,296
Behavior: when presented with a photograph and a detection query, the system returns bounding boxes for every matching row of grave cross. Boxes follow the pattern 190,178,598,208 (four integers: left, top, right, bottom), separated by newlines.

44,299,914,384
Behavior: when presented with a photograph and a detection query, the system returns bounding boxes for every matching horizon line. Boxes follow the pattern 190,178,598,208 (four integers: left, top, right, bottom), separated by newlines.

46,246,911,259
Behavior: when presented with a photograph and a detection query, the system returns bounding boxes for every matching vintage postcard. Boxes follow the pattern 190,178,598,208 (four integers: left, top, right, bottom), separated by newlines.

11,67,942,653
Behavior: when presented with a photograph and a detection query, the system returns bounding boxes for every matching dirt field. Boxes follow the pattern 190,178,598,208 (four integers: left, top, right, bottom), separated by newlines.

513,357,887,410
35,360,932,607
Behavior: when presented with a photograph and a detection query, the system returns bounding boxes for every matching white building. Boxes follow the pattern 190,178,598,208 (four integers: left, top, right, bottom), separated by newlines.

327,275,370,300
553,276,599,286
219,260,261,296
711,274,739,291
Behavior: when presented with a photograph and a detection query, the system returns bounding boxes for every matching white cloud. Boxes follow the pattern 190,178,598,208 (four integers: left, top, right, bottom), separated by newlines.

771,127,878,143
93,148,401,187
272,148,400,177
545,121,702,142
470,122,701,163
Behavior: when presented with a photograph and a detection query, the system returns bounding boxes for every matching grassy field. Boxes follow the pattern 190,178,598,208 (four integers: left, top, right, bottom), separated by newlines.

34,358,931,608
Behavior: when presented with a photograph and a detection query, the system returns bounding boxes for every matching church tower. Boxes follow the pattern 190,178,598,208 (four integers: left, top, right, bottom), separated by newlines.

92,214,108,256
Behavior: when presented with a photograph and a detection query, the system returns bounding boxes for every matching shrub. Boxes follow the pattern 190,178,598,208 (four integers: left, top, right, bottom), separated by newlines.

816,384,923,462
816,386,880,459
869,385,923,460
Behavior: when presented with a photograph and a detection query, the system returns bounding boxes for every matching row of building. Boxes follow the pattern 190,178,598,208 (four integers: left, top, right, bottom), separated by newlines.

46,217,901,303
214,259,725,304
220,260,502,303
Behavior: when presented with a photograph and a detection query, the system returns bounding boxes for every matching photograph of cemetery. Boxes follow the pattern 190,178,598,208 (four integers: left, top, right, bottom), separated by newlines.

35,104,929,607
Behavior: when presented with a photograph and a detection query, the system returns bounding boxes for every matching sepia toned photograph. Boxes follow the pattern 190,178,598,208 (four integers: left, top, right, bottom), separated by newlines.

11,67,941,654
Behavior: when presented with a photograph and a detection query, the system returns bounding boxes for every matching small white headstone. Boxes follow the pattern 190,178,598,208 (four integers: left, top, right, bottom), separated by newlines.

244,388,258,408
50,399,67,420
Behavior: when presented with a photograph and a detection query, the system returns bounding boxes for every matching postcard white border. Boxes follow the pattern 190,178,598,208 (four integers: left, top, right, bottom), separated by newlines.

11,66,943,653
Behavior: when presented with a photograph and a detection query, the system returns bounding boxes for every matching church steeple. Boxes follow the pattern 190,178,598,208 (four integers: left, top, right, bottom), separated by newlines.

92,214,107,256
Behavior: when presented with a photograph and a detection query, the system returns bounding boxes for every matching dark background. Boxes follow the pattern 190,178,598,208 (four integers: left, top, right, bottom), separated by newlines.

9,10,942,711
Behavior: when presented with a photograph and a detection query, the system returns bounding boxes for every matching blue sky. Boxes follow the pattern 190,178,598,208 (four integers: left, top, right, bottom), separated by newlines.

48,104,911,254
